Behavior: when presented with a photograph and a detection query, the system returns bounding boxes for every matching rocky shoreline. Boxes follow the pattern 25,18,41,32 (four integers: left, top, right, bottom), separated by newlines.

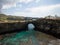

0,31,60,45
0,19,60,39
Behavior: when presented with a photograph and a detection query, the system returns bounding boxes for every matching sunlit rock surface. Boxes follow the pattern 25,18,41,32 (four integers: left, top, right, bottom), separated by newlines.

0,30,60,45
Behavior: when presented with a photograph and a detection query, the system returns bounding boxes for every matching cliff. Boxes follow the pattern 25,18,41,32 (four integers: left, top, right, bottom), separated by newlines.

0,22,27,34
0,19,60,38
34,19,60,38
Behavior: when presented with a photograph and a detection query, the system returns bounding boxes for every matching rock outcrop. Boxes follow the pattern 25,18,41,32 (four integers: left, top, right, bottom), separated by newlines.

0,18,60,38
0,22,27,34
34,19,60,38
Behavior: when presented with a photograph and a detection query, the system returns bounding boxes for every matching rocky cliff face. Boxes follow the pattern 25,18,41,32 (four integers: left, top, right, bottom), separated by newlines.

34,19,60,38
0,22,27,34
0,19,60,38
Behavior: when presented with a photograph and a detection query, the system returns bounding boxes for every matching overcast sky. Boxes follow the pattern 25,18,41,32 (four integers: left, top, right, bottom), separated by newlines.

0,0,60,17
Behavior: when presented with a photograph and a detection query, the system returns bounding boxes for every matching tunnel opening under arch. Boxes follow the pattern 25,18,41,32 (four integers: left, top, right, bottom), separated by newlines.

26,23,36,31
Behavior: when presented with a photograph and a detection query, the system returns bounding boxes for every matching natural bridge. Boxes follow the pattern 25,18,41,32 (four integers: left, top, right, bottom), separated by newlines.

0,19,60,39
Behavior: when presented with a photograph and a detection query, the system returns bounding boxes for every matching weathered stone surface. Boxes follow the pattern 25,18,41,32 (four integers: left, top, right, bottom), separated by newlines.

0,22,27,34
0,19,60,38
34,19,60,38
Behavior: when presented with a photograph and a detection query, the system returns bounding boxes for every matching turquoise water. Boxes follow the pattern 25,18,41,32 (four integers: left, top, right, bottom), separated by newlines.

0,30,57,45
0,24,38,45
0,30,39,45
0,24,57,45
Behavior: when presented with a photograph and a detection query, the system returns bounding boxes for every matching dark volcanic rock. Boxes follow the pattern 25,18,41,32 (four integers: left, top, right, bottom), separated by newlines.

34,19,60,39
0,22,27,34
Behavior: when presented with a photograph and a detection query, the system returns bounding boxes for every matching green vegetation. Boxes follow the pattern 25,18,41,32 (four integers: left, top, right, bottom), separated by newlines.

0,14,7,20
0,14,25,22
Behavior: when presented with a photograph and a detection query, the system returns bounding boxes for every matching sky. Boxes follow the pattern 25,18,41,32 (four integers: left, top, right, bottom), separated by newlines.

0,0,60,17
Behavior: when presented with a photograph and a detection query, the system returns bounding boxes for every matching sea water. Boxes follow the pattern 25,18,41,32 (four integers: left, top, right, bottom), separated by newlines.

0,24,58,45
0,23,39,45
0,30,39,45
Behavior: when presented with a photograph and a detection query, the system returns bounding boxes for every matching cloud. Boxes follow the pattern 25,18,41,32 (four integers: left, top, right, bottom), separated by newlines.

0,0,40,14
1,0,60,17
2,4,16,9
19,0,33,3
13,4,60,17
18,0,40,3
0,4,2,13
24,4,60,17
11,11,31,17
0,0,40,10
26,4,60,13
35,0,40,3
0,0,18,13
1,0,17,9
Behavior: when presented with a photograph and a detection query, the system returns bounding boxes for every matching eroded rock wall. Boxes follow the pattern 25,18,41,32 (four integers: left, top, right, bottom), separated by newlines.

0,22,27,34
34,19,60,38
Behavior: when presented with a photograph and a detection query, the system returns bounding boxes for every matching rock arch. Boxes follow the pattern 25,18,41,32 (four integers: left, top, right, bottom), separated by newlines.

26,22,36,30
